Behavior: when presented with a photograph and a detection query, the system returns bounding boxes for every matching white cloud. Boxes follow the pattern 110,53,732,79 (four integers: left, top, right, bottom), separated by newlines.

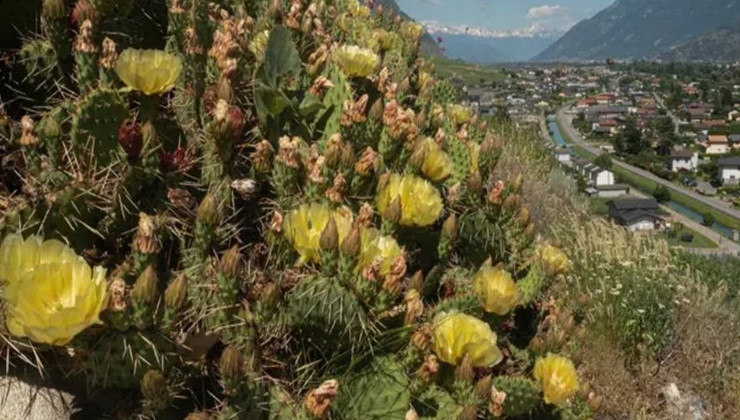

526,5,567,20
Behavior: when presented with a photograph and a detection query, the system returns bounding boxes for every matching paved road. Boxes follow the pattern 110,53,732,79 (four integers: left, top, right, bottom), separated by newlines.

652,93,682,137
556,107,740,223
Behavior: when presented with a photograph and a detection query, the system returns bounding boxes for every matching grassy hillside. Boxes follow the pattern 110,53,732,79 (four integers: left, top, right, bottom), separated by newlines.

430,56,507,85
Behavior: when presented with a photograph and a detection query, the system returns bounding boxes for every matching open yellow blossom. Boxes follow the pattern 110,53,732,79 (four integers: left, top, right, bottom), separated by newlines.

0,235,108,346
115,49,182,95
282,203,354,264
538,244,570,276
377,174,443,226
399,22,423,42
357,228,403,277
448,105,472,125
473,265,520,315
347,0,371,18
333,45,380,78
433,312,503,367
417,138,453,182
371,29,397,52
533,353,580,406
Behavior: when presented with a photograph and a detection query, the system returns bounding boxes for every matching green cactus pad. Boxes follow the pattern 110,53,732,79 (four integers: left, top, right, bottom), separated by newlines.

285,276,371,352
517,264,546,306
491,376,542,417
71,88,130,166
334,356,411,419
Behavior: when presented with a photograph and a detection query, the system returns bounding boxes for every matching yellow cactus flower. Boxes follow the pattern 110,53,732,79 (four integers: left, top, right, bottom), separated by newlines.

399,22,423,42
371,29,397,52
473,266,520,315
433,312,503,367
115,48,182,95
347,0,371,18
538,244,570,276
358,228,403,277
533,353,580,406
417,138,453,182
282,203,354,264
0,235,108,346
448,105,472,125
377,174,443,227
333,45,380,78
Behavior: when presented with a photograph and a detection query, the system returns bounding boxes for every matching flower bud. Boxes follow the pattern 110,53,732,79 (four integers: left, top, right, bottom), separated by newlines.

251,140,274,173
133,265,158,306
219,245,242,277
455,353,475,383
339,226,361,257
512,173,524,193
319,217,339,251
196,192,219,225
260,282,281,308
341,142,355,168
384,197,402,224
524,222,536,240
141,370,169,405
457,405,477,420
141,121,157,148
405,409,419,420
354,147,379,176
164,274,188,311
408,270,424,291
43,0,65,20
216,76,233,102
37,115,61,139
474,375,492,400
398,77,411,95
184,412,210,420
219,345,244,380
324,134,343,166
466,172,482,195
369,98,384,121
516,207,531,226
502,193,521,211
441,213,457,242
267,0,284,21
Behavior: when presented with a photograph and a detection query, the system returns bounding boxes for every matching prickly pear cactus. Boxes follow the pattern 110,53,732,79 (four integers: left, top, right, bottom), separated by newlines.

0,0,591,419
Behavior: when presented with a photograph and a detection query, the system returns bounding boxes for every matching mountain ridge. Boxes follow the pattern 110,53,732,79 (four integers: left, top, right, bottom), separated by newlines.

534,0,740,61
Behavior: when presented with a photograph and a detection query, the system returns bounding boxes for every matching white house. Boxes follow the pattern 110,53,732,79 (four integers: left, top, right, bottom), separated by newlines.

718,156,740,184
553,148,571,165
669,149,699,172
703,135,730,155
587,166,615,186
608,198,663,231
595,184,630,198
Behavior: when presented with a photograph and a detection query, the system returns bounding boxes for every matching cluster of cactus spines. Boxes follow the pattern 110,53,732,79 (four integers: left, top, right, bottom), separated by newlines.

0,0,594,418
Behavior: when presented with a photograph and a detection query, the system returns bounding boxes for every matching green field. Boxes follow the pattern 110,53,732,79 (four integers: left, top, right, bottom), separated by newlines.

429,56,506,85
661,227,718,249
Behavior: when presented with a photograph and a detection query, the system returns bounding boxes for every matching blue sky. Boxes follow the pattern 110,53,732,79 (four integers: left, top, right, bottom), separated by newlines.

397,0,614,34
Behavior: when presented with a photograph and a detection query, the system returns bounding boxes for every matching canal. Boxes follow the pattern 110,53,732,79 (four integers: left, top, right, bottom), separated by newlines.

547,120,737,240
548,122,567,147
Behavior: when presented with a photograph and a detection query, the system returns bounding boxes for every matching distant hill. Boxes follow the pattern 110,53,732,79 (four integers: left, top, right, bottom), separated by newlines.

377,0,443,56
659,21,740,62
431,33,557,63
534,0,740,62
